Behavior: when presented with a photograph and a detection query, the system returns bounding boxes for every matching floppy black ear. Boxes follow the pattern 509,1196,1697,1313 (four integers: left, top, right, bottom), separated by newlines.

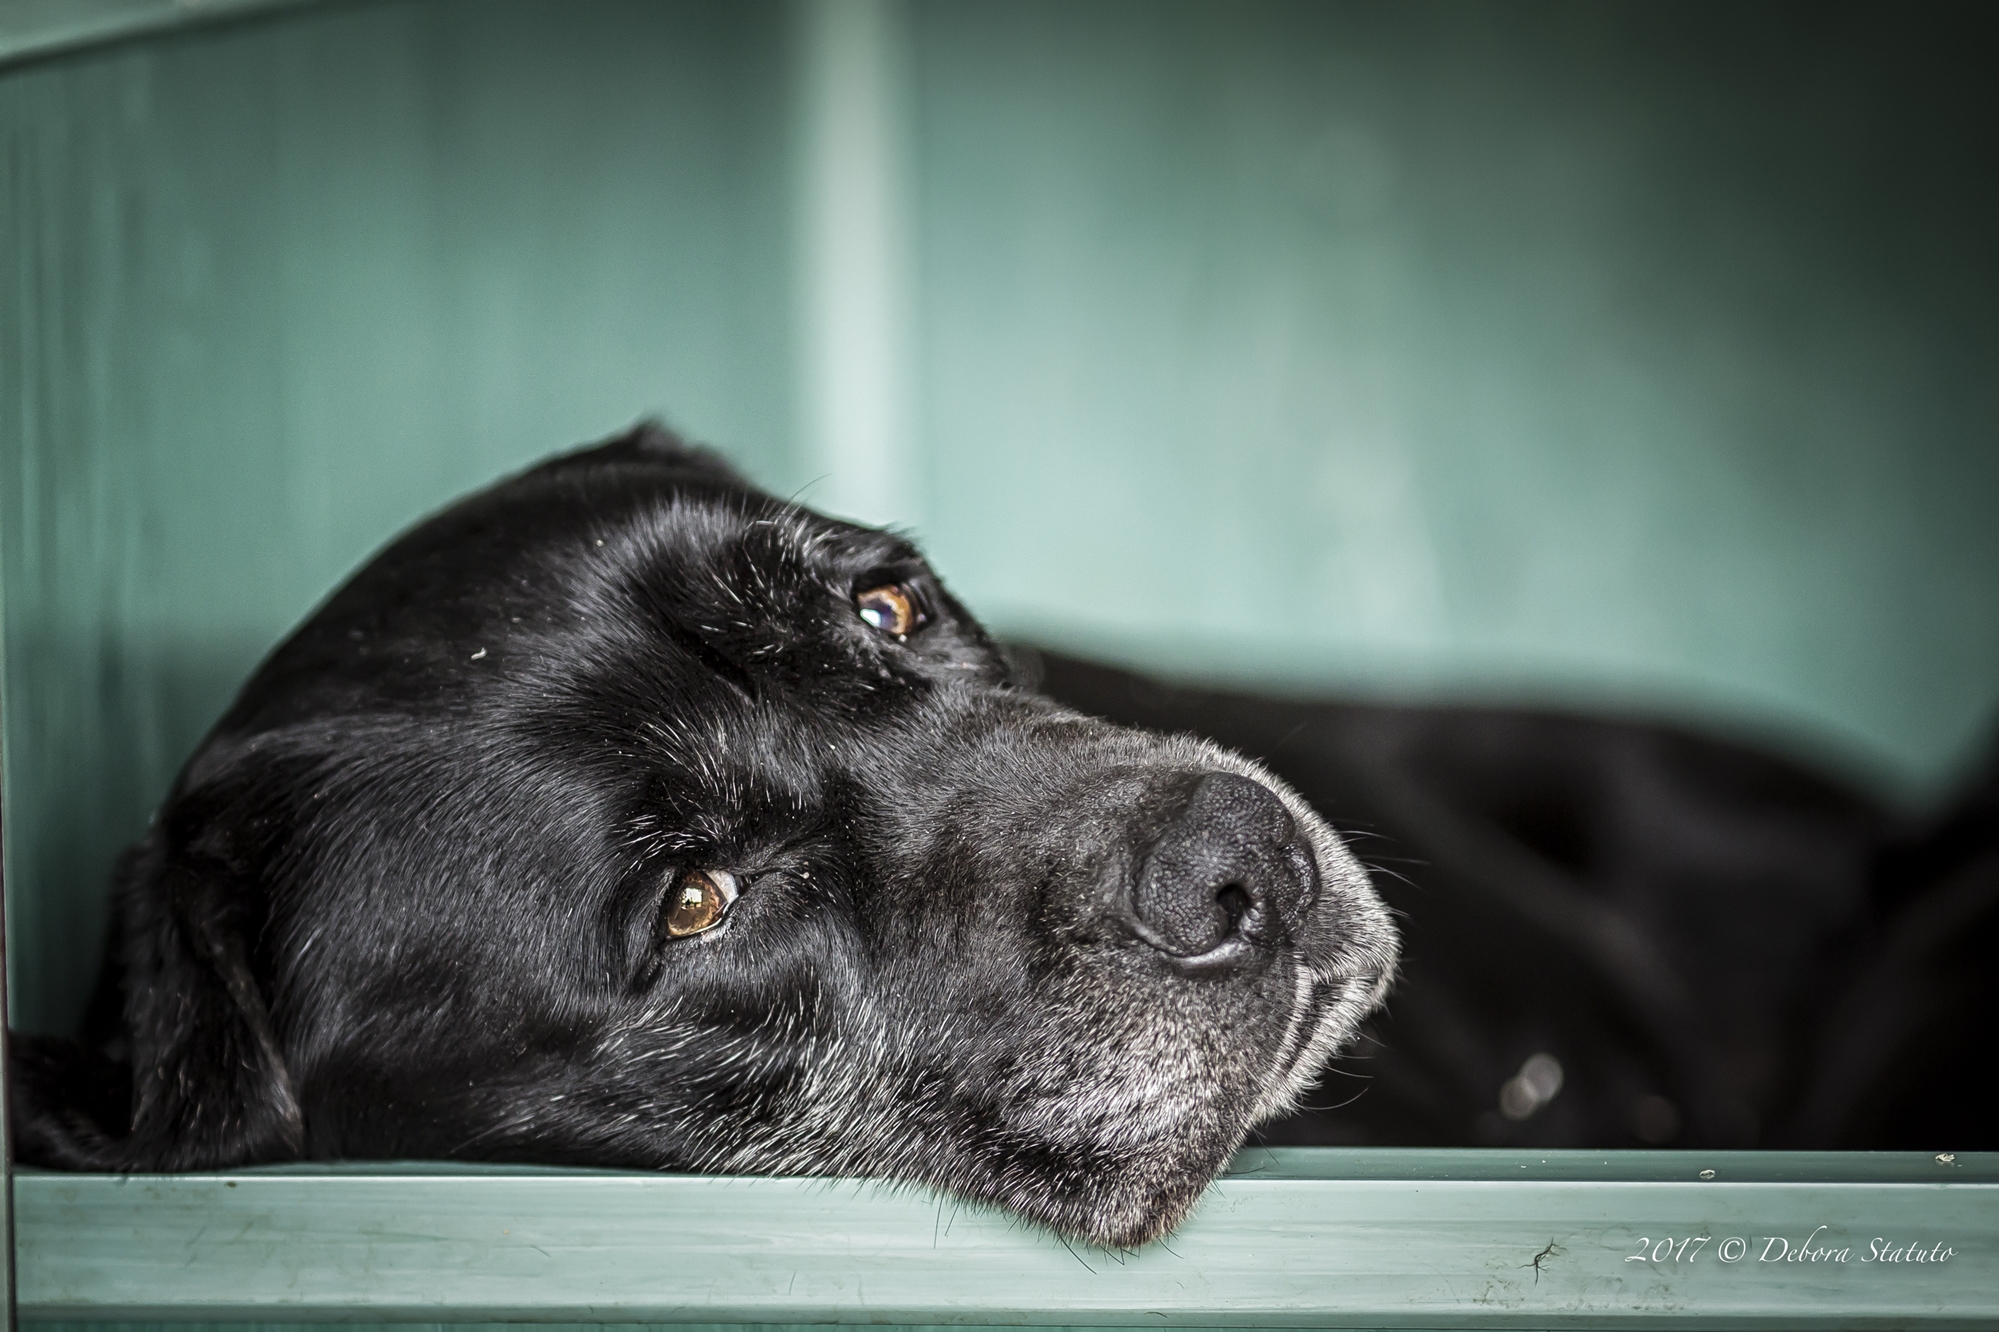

12,826,305,1171
8,1033,132,1169
114,827,305,1170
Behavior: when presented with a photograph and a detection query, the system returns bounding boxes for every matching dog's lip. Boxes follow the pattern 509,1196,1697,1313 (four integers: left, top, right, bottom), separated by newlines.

1124,918,1269,973
1271,956,1383,1072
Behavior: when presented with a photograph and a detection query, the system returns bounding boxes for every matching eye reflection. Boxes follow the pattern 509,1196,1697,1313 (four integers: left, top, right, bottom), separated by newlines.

665,869,739,939
855,583,922,637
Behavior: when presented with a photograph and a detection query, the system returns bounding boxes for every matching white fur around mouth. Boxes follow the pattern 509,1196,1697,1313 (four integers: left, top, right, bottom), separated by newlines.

1242,813,1399,1127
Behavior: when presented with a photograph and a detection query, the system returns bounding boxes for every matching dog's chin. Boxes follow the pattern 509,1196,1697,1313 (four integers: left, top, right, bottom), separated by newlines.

1003,1135,1241,1251
986,957,1392,1247
992,1004,1359,1249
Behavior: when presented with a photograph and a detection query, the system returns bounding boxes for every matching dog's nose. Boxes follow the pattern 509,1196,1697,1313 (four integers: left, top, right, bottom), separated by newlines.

1131,772,1314,959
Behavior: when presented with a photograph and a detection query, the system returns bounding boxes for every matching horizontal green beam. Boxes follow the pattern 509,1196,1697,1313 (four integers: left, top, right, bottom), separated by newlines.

0,0,321,70
14,1149,1995,1326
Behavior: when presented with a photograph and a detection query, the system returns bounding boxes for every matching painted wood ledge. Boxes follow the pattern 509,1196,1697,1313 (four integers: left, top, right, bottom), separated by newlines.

13,1149,1995,1326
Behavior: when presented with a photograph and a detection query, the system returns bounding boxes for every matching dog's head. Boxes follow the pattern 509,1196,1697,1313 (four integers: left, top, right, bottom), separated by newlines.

99,426,1396,1247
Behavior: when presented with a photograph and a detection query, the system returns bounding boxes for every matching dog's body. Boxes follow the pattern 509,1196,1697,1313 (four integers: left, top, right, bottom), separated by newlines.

1033,654,1999,1154
10,427,1396,1247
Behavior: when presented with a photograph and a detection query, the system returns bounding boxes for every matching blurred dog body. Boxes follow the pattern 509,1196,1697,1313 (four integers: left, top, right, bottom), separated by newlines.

1033,651,1997,1152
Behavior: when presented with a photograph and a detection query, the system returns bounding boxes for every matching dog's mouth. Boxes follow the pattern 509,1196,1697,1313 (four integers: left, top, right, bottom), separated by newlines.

1010,759,1395,1210
951,720,1398,1157
1265,810,1399,1110
1249,955,1396,1126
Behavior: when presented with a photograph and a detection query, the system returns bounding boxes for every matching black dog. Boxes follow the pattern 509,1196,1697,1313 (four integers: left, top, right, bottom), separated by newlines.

10,425,1397,1248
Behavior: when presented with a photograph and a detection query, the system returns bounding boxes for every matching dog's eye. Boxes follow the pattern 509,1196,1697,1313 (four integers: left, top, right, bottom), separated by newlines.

664,869,739,939
854,582,923,638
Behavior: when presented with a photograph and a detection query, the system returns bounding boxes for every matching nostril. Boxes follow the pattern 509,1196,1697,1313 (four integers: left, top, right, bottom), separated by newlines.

1215,883,1253,936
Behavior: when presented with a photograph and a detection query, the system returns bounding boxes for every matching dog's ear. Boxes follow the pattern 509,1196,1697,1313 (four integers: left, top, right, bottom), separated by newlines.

7,1033,132,1169
8,826,304,1171
535,419,750,488
112,826,306,1170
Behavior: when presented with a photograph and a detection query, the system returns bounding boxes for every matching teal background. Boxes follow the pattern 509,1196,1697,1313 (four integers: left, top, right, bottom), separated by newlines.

4,0,1997,1037
910,1,1999,796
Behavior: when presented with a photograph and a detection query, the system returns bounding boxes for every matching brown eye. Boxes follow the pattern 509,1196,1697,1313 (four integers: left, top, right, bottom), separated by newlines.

664,869,739,939
855,582,923,637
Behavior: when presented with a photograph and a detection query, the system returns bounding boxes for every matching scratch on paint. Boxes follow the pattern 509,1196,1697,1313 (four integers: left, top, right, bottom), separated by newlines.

1526,1239,1563,1284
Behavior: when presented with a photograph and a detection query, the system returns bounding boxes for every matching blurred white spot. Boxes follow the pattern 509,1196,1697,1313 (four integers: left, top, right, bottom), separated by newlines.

1499,1052,1564,1121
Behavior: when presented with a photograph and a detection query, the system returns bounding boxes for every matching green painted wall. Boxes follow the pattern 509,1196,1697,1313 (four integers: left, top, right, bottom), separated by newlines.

4,0,1997,1037
910,0,1999,800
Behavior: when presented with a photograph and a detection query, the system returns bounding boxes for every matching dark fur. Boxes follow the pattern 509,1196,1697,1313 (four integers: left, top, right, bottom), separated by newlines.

9,426,1396,1247
1033,654,1999,1152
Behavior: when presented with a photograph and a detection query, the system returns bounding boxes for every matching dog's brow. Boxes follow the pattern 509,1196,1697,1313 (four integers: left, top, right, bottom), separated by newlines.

744,507,921,577
745,511,835,557
660,618,760,701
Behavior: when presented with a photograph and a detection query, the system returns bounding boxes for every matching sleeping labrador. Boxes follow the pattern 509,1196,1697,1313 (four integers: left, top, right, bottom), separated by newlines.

9,424,1398,1249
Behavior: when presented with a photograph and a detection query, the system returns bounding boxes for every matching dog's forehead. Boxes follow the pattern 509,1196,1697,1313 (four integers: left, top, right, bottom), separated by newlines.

501,477,1002,777
204,452,972,774
600,489,924,604
199,441,1017,922
352,451,924,622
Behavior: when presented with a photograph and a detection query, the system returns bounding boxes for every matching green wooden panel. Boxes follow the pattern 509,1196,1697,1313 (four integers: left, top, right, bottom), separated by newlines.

14,1151,1997,1325
0,0,797,1034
